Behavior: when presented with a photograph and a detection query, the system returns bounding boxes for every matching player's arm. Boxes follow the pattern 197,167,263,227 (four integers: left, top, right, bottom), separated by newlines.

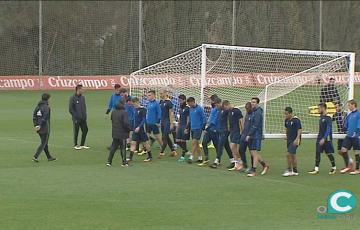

295,120,302,146
239,118,244,133
322,118,332,141
106,95,113,114
156,102,161,126
69,96,75,117
248,111,261,137
169,102,174,124
201,107,207,130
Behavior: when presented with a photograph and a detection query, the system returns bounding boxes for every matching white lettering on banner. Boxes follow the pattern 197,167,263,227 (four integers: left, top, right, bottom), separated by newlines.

48,77,108,89
0,78,35,89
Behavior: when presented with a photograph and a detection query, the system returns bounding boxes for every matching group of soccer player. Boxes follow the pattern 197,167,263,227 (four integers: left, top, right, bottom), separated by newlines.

103,82,360,177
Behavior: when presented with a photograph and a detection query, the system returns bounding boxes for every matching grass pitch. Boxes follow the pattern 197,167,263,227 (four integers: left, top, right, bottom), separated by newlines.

0,89,359,230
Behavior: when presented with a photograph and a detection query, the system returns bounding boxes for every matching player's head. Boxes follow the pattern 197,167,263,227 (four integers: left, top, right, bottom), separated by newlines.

245,102,252,114
251,97,260,108
41,93,51,102
284,106,293,120
318,102,327,114
178,94,186,105
222,100,231,110
119,88,128,97
213,97,222,108
114,84,121,94
160,89,169,99
147,90,156,100
131,97,140,108
187,97,196,107
347,99,357,111
329,77,335,85
117,98,126,109
75,84,83,94
334,102,343,112
210,94,218,103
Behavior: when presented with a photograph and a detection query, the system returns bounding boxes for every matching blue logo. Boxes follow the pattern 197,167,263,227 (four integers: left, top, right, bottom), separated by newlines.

327,189,357,214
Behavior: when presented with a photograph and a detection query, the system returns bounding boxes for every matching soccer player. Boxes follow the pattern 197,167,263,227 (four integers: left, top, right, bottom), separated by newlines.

145,90,163,148
210,100,234,169
176,94,190,162
341,100,360,175
239,102,253,172
333,102,354,173
128,97,153,162
308,103,337,175
226,101,244,171
168,85,180,150
320,77,340,103
69,84,89,150
105,83,122,116
185,97,206,163
32,93,57,162
159,89,177,157
282,107,302,177
120,88,135,150
106,100,131,167
246,97,269,177
198,96,221,166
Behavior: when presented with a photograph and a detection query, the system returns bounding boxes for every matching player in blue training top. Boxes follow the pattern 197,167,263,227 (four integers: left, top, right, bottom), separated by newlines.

119,88,135,151
176,94,190,162
159,89,177,158
198,96,221,166
246,97,269,177
105,84,122,115
309,103,337,175
210,100,234,169
146,90,163,148
185,97,206,164
282,107,302,177
226,101,244,172
341,99,360,175
333,102,354,173
128,97,153,162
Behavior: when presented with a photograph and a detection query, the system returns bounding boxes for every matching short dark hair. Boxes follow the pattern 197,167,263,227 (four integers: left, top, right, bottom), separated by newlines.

41,93,51,101
114,84,121,89
329,77,335,81
75,84,83,91
318,102,327,109
119,88,128,94
148,90,156,95
245,102,252,111
210,94,218,101
348,99,357,107
251,97,260,104
187,97,195,103
213,97,222,104
285,107,293,113
178,94,186,101
131,97,139,103
117,98,126,109
222,100,230,106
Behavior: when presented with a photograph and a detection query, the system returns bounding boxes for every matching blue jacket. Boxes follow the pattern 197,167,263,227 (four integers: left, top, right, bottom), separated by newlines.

207,107,219,131
146,99,161,125
318,114,332,141
107,93,122,111
248,106,263,138
216,109,230,132
189,104,206,130
344,109,360,137
133,107,147,131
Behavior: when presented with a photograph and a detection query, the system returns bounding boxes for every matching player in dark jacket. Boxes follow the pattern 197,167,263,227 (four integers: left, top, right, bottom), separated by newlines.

320,78,340,103
32,93,56,162
107,99,131,167
69,84,89,150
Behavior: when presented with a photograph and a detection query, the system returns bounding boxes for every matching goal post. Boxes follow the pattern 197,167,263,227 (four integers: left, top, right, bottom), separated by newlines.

130,43,354,139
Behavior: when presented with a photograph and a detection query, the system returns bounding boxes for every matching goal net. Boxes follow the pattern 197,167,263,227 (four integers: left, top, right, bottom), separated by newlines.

130,44,354,138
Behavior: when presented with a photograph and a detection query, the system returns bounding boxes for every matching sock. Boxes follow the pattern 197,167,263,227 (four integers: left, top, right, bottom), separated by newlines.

341,151,350,167
293,167,298,173
147,151,152,158
259,160,266,167
229,158,234,163
315,166,319,171
327,153,336,168
252,167,256,172
189,155,194,160
288,167,292,171
198,155,203,161
356,154,360,170
315,151,321,167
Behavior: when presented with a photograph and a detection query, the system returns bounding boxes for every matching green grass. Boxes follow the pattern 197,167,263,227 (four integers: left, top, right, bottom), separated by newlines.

0,89,359,230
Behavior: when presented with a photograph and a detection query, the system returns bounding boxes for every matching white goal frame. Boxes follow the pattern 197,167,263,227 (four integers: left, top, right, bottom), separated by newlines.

130,43,355,139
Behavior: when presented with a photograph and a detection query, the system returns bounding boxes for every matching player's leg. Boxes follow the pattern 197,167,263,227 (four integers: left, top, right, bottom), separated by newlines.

223,133,235,169
339,138,352,173
33,133,48,161
325,141,336,174
239,139,248,170
107,138,120,166
143,139,153,162
309,140,322,174
42,132,55,161
79,120,89,148
188,130,201,163
228,142,242,171
200,131,211,164
119,139,128,166
73,120,80,148
350,137,360,175
211,132,224,168
128,140,137,162
283,142,298,176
